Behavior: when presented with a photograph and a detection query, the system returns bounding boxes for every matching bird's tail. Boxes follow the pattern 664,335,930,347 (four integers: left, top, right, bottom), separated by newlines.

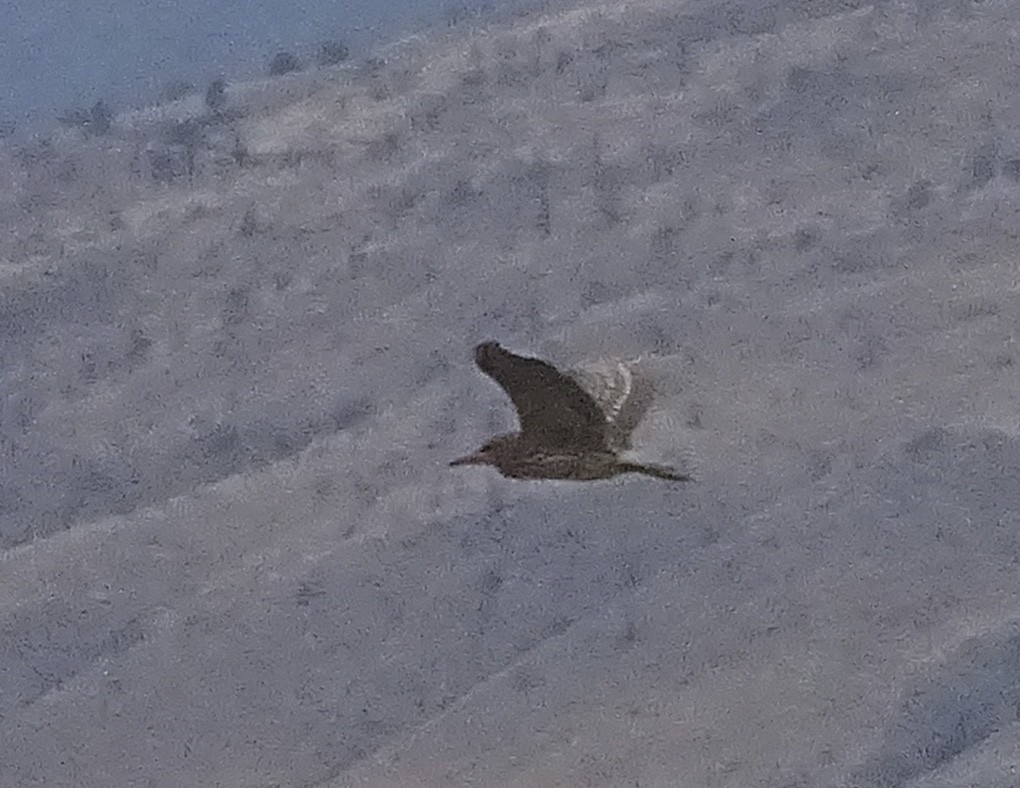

616,460,691,482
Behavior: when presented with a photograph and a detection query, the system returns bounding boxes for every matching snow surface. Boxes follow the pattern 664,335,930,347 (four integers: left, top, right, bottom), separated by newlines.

3,0,1020,785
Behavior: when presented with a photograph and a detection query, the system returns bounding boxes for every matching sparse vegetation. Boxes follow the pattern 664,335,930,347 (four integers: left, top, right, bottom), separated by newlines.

409,93,448,132
205,78,227,112
149,118,206,181
161,80,196,103
57,108,88,130
239,208,258,237
230,135,250,168
147,146,189,183
90,100,113,135
6,7,1020,787
316,40,349,66
971,144,997,187
57,99,114,136
363,131,401,162
575,61,608,102
268,51,302,76
367,80,392,102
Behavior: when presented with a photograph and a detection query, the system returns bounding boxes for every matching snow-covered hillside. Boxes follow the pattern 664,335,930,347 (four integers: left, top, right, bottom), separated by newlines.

4,0,1020,785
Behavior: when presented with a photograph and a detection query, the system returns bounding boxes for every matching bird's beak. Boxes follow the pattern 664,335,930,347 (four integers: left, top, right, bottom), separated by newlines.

449,451,485,466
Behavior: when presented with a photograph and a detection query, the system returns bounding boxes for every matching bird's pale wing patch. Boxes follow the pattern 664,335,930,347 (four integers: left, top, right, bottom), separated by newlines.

568,360,633,423
569,359,655,452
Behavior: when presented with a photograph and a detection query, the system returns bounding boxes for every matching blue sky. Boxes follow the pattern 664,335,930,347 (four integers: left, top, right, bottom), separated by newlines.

0,0,504,130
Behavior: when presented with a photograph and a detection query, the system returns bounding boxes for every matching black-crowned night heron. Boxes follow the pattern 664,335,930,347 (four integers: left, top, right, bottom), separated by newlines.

450,341,690,482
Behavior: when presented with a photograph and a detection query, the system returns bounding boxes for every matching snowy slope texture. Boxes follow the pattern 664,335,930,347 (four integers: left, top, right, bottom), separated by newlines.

3,0,1020,785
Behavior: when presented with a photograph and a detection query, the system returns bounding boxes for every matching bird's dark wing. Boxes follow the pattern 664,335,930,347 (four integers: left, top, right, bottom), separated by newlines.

474,342,609,451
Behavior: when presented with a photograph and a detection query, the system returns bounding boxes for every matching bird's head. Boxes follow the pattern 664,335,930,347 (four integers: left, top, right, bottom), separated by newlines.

449,434,518,468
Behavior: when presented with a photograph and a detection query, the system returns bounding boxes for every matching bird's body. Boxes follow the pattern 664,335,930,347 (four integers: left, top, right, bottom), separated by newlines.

450,341,690,482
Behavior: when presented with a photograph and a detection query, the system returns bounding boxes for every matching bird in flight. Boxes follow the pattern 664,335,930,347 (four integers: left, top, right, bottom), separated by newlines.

450,341,690,482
